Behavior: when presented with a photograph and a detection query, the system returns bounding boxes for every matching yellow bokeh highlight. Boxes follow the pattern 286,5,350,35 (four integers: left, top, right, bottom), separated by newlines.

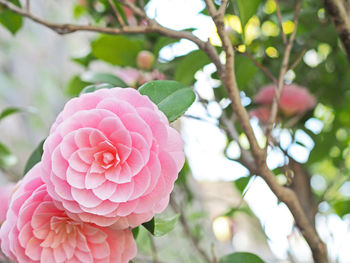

282,20,295,35
318,43,332,60
225,15,242,34
266,46,279,58
212,217,233,242
264,0,276,14
245,16,261,45
237,45,246,53
261,21,279,37
209,30,222,46
209,15,261,46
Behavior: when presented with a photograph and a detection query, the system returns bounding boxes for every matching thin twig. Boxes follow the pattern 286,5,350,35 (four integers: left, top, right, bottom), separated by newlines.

220,114,255,172
265,0,302,144
169,196,212,263
25,0,30,12
243,52,277,83
149,235,159,263
289,48,307,70
211,244,218,263
107,0,126,27
275,0,287,45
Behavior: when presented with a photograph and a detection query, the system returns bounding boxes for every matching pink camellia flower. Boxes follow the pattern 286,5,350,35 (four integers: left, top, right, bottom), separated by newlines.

0,183,15,223
254,83,316,116
249,107,271,123
41,88,184,228
0,163,137,263
115,67,142,88
116,68,166,88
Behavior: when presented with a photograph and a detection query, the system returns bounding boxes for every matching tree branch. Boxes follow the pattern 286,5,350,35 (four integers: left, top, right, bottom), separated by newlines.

204,1,328,261
323,0,350,64
204,0,264,162
0,0,223,74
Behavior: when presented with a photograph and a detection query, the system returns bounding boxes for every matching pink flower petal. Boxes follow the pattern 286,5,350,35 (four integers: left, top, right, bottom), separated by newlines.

71,188,103,208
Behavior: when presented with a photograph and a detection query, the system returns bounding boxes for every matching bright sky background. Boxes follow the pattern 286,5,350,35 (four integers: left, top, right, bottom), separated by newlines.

146,1,350,262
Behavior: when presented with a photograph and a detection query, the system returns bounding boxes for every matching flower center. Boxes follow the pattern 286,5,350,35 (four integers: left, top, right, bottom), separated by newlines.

50,216,81,235
93,150,120,169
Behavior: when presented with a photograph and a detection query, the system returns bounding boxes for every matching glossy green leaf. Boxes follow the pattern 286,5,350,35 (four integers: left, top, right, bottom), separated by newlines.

142,214,180,236
219,252,265,263
0,107,22,122
236,0,261,32
24,139,45,175
132,227,140,239
142,218,155,234
81,72,128,87
80,83,115,94
175,50,210,85
65,76,90,97
139,80,195,122
154,214,180,236
92,35,143,66
0,141,17,168
0,0,23,34
71,53,95,67
333,200,350,218
234,176,251,194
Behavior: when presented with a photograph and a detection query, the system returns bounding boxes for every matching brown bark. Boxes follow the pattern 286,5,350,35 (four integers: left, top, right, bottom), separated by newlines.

288,159,318,228
324,0,350,64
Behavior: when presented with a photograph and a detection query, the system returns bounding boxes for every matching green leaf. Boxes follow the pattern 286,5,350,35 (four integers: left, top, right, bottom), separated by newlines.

234,176,251,194
333,200,350,218
71,53,95,67
236,0,261,32
65,76,90,97
80,83,115,94
0,0,23,34
91,35,143,66
175,50,210,85
132,227,140,239
142,214,180,237
235,54,258,89
154,214,180,236
142,218,155,234
0,107,22,121
0,141,17,168
81,72,128,87
219,252,265,263
139,80,195,122
24,139,45,175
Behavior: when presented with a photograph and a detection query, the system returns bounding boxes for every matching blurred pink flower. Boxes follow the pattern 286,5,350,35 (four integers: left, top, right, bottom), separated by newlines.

249,107,271,123
0,163,137,263
0,183,15,223
254,83,316,116
115,67,141,87
41,88,184,228
116,68,166,88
